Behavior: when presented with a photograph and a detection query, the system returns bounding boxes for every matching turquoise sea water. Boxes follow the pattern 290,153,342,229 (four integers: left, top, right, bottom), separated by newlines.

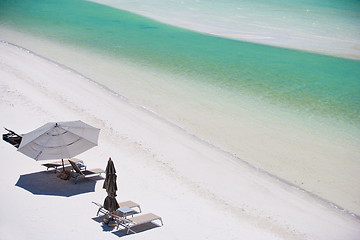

0,0,359,127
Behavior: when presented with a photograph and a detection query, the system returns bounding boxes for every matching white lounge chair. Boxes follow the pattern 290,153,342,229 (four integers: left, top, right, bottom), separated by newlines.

92,201,142,216
69,160,104,183
114,213,163,234
42,158,85,173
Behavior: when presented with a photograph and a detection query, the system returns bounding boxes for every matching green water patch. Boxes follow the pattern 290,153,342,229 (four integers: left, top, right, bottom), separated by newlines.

1,0,359,124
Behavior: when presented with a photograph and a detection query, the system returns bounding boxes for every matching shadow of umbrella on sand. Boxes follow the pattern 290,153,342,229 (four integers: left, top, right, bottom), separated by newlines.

103,157,119,223
15,171,98,197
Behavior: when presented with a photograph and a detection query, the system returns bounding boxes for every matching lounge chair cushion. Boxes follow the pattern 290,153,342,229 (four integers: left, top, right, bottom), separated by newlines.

115,213,163,234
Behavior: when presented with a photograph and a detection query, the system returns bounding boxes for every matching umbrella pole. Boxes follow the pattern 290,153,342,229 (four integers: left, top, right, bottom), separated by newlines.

62,159,65,172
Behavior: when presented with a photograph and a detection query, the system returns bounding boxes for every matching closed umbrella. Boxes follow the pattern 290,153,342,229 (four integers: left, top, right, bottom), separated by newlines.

17,120,100,171
103,157,119,212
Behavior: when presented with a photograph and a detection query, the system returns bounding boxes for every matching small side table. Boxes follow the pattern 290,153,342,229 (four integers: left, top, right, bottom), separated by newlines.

116,206,135,218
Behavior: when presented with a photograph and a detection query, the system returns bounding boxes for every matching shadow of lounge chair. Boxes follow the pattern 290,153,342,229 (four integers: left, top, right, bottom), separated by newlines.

114,213,163,234
69,159,104,184
92,201,142,216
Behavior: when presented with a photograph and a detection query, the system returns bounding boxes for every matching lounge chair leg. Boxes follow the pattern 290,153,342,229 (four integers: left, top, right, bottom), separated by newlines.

127,228,136,234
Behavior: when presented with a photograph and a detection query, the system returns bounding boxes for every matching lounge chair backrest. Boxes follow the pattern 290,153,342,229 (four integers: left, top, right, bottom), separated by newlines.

69,160,82,174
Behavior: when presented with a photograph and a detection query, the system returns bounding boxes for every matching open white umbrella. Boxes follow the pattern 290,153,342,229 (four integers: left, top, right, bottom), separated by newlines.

17,120,100,170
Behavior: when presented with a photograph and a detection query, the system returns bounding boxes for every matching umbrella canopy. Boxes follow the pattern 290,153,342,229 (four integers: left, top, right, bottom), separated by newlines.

103,157,119,212
17,120,100,160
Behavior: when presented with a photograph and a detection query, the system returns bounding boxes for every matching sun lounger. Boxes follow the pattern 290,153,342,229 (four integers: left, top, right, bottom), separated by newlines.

69,159,104,183
42,158,85,173
114,213,163,234
2,128,22,148
92,201,142,216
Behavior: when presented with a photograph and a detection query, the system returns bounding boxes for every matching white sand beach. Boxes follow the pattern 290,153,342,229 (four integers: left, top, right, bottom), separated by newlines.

1,38,360,240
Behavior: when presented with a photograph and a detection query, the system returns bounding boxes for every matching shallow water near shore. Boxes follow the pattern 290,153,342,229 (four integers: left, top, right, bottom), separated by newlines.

90,0,360,59
1,0,360,215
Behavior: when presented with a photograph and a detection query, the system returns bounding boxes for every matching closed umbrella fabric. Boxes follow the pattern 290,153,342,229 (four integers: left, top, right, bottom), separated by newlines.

103,158,119,212
103,174,117,193
104,195,119,212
